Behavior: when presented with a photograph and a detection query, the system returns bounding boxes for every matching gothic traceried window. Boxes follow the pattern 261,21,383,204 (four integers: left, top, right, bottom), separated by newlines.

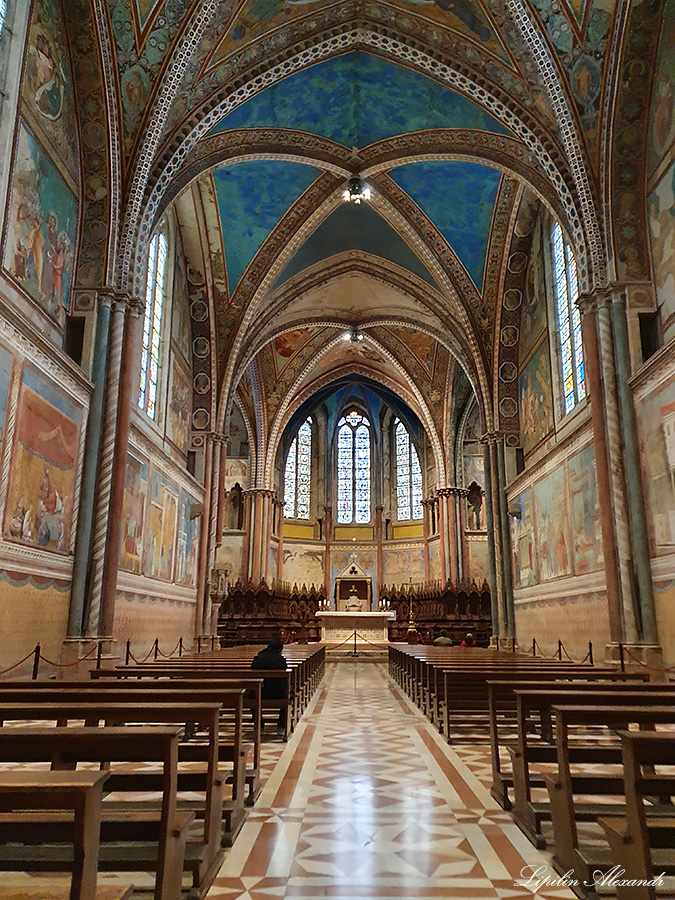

552,221,585,414
139,231,168,419
284,417,312,519
395,419,423,521
337,411,371,524
0,1,6,36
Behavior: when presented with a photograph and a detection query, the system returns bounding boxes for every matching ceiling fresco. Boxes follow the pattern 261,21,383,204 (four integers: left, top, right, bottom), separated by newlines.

389,160,503,290
205,0,512,70
211,159,322,292
273,203,441,291
77,0,668,478
208,51,511,145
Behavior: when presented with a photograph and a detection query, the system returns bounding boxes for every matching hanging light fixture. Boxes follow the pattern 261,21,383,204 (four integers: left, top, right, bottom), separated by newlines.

342,175,371,204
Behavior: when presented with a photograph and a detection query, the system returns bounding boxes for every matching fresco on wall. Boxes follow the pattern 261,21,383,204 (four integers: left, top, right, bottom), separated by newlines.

647,0,675,176
533,468,572,581
4,366,83,553
519,219,548,363
21,0,79,182
119,454,148,574
175,490,199,587
0,344,14,451
509,490,536,587
283,544,324,588
167,358,190,455
648,161,675,341
272,328,313,377
568,444,603,574
468,540,488,582
383,547,425,582
172,256,192,363
428,541,441,580
3,122,77,319
464,453,486,530
146,470,178,581
519,339,554,455
635,372,675,550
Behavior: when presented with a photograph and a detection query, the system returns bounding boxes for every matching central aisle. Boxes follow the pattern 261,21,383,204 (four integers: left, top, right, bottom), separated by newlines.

207,663,575,900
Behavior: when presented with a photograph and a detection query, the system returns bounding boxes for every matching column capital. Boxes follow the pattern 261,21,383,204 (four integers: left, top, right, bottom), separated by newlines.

127,296,144,318
437,487,469,498
243,488,275,498
273,498,285,510
577,287,613,316
323,505,333,515
375,505,385,512
479,430,505,445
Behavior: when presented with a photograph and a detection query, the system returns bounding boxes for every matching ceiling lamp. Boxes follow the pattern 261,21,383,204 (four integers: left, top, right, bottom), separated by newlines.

342,326,363,343
342,175,371,204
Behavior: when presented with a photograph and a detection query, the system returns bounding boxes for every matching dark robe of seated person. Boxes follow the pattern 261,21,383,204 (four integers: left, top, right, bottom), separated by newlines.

251,641,289,731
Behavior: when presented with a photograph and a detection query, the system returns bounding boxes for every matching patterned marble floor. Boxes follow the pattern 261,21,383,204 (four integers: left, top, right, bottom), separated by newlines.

206,663,577,900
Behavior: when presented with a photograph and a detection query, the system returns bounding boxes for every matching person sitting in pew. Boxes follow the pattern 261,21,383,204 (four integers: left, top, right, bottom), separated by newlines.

252,640,289,736
460,633,476,648
433,629,453,646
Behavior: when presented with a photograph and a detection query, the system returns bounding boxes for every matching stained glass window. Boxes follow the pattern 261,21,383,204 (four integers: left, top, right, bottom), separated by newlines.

0,1,6,37
337,411,371,523
139,231,168,419
284,418,312,519
552,222,585,414
395,419,423,521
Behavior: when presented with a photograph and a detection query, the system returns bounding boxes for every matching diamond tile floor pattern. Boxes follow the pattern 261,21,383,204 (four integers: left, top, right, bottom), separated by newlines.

206,663,576,900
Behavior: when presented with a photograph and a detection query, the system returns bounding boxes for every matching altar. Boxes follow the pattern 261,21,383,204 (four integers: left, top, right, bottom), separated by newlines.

317,611,395,643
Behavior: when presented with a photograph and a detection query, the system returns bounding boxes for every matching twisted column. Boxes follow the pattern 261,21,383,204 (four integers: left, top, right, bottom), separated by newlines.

85,295,127,637
596,292,639,643
482,440,499,645
274,498,285,584
68,291,113,636
195,435,215,636
99,297,144,638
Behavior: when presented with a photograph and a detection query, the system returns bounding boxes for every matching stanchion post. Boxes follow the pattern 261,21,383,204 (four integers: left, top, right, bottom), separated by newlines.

178,637,183,658
532,638,536,657
512,636,516,653
31,643,40,680
197,636,202,653
96,640,103,670
211,635,216,651
153,638,159,661
557,639,562,661
588,641,594,666
353,630,357,657
619,642,625,672
125,639,131,666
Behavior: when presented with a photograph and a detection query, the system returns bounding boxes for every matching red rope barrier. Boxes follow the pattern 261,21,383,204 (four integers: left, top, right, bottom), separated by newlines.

128,644,156,665
0,649,36,676
322,632,360,650
533,639,560,660
559,642,591,665
623,646,675,673
156,639,181,659
355,632,388,647
39,645,98,668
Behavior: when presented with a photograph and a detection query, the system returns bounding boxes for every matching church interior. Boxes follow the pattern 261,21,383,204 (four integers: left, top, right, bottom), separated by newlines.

0,0,674,897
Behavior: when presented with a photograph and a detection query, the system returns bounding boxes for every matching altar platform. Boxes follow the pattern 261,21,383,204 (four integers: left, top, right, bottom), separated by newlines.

317,610,395,644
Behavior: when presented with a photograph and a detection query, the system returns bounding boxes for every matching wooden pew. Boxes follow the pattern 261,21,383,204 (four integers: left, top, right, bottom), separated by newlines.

508,689,675,848
0,727,191,900
599,732,675,900
92,667,294,740
0,888,132,900
0,700,228,897
0,680,260,806
544,704,675,890
0,770,108,900
487,676,653,809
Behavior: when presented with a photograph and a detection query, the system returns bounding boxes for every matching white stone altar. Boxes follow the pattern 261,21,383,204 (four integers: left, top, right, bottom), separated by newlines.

317,611,395,643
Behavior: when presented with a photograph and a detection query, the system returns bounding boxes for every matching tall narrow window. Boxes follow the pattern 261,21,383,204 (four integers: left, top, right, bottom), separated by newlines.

0,1,6,36
552,222,585,414
284,417,312,519
139,232,168,419
395,419,423,521
337,411,371,524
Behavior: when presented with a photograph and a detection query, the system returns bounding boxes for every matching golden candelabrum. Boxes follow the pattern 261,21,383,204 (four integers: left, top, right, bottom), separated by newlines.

406,603,418,643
